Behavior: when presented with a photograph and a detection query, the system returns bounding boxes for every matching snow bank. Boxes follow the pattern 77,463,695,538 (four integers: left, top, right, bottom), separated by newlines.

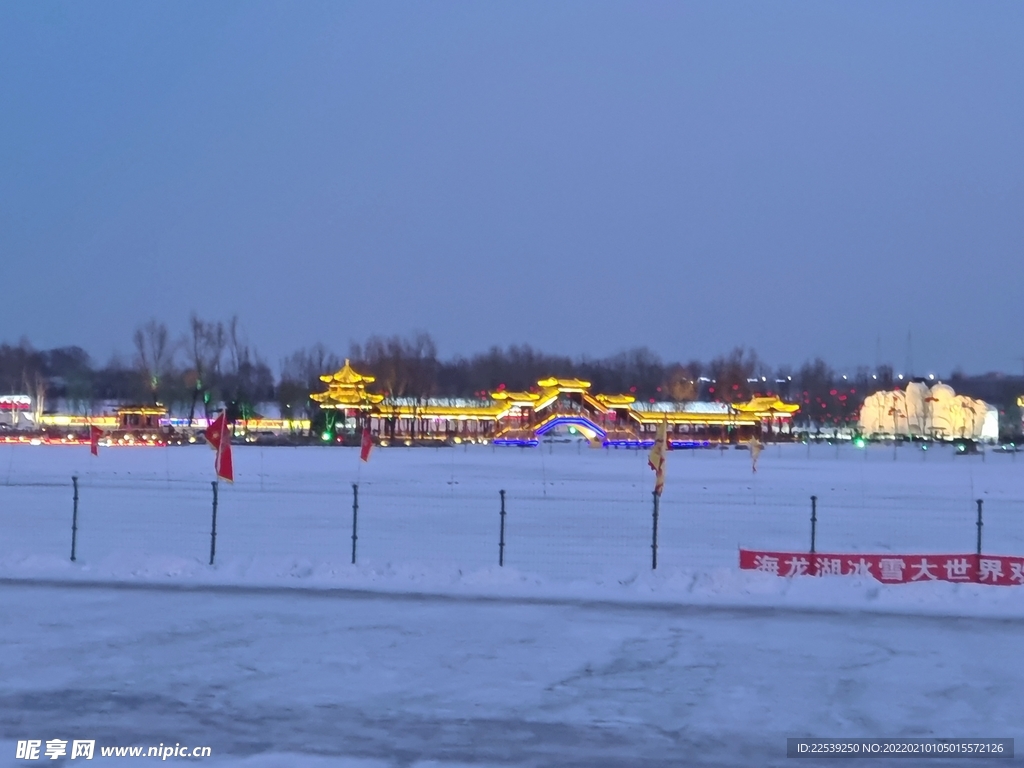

3,550,1024,621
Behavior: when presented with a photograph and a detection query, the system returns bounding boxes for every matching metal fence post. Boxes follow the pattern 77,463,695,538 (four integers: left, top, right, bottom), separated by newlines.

351,483,359,565
498,489,507,566
209,481,218,566
651,491,660,570
70,475,79,562
810,495,817,554
976,498,983,557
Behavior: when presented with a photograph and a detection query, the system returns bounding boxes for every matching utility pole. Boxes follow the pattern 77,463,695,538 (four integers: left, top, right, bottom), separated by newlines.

906,330,913,379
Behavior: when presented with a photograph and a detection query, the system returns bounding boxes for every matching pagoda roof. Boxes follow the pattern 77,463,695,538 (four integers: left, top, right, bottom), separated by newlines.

319,359,375,386
491,390,540,403
311,390,384,408
732,396,800,415
491,377,594,410
311,359,384,409
536,377,591,392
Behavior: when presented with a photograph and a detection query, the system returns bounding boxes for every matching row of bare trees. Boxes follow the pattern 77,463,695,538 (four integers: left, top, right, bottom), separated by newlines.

0,328,841,423
0,317,273,425
131,316,274,423
4,322,1019,436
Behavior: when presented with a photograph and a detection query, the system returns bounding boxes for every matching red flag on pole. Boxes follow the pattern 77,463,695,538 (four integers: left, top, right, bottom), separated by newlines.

205,412,234,483
89,425,103,456
359,427,373,462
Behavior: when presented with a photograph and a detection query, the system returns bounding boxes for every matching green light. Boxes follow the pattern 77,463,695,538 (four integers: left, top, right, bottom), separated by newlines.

321,431,331,441
568,426,577,434
853,437,866,448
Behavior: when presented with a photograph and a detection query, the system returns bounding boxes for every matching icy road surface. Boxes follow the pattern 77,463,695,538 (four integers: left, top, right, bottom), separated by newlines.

2,581,1021,768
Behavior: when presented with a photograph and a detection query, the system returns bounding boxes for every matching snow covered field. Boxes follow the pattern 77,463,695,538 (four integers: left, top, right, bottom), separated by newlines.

2,443,1024,766
3,441,1024,584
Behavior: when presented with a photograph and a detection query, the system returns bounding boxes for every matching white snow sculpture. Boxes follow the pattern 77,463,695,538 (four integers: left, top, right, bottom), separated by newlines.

858,383,992,440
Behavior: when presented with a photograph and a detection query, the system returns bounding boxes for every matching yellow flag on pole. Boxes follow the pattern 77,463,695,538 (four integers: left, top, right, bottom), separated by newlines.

748,436,763,473
647,420,667,496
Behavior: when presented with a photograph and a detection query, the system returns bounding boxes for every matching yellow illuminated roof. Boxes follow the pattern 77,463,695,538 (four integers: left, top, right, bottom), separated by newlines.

492,377,595,412
490,390,540,404
629,411,758,426
594,393,636,406
117,405,168,416
308,368,799,422
312,359,384,409
375,403,509,420
536,377,591,391
319,359,375,386
732,396,800,415
312,390,384,408
41,415,120,427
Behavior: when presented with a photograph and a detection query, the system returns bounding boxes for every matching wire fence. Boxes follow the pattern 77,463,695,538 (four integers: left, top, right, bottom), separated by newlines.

1,441,1023,580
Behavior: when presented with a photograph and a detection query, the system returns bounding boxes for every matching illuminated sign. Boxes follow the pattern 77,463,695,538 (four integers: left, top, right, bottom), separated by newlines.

0,395,31,411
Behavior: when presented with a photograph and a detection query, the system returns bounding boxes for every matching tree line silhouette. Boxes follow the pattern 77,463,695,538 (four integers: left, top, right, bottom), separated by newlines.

1,316,1021,436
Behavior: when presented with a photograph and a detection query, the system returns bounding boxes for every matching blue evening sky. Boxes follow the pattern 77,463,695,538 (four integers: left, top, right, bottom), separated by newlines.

1,2,1021,374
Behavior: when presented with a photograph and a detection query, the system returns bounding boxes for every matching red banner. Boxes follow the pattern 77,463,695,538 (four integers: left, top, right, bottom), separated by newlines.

204,412,234,483
739,549,1024,586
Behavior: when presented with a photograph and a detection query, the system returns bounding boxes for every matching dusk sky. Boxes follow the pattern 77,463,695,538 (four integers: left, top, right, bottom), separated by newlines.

2,2,1022,375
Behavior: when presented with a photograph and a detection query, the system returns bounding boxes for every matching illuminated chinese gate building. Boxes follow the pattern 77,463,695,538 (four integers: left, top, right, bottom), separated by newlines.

312,363,799,446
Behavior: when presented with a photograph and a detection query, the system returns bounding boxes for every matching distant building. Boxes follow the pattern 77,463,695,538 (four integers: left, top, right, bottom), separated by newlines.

311,361,800,446
0,395,30,427
116,405,167,433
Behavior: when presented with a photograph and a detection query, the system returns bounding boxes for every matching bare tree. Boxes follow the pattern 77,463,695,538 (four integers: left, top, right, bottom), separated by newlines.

354,332,438,401
23,370,46,426
662,363,697,401
279,344,341,434
133,319,175,403
184,315,226,423
794,357,835,429
708,347,760,402
227,315,244,376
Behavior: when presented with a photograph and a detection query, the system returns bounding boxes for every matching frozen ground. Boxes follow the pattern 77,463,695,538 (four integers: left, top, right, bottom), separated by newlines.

1,442,1023,766
3,581,1023,768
